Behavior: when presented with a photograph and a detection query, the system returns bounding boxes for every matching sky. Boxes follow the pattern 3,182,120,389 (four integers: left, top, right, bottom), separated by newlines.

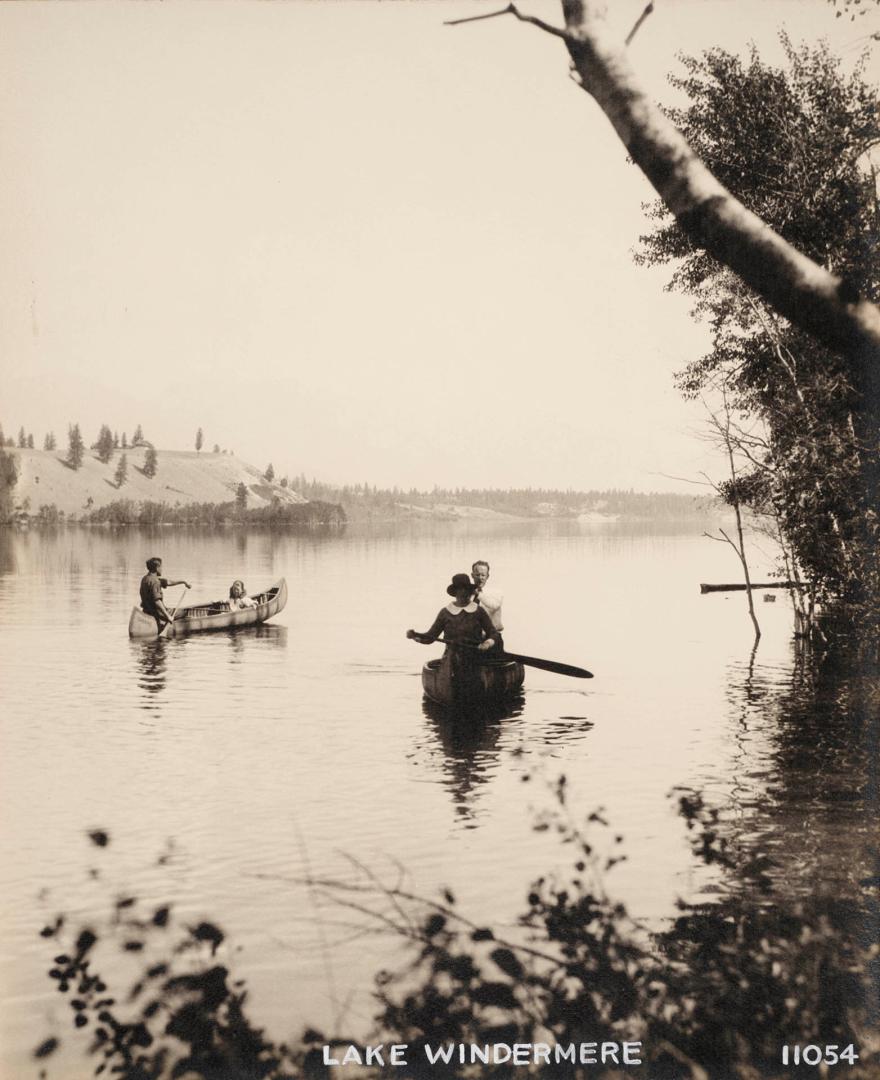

1,0,877,493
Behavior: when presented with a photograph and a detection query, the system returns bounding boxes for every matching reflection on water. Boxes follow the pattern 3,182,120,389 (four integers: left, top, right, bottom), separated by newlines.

131,623,289,712
223,622,289,662
719,642,879,902
0,528,15,576
0,522,876,1071
420,696,525,827
133,638,169,708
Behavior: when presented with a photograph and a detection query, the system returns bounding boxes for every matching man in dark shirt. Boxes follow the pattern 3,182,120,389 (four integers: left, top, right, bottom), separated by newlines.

139,557,190,632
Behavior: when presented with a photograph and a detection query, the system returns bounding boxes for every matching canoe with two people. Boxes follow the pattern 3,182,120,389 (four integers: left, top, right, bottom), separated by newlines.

129,558,287,638
407,572,524,708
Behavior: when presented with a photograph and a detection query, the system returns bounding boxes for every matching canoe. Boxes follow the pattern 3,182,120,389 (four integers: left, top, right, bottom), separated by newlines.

421,656,525,708
128,579,288,639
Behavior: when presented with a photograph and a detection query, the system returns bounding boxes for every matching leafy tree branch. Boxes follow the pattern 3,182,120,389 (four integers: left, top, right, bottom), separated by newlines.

450,1,880,401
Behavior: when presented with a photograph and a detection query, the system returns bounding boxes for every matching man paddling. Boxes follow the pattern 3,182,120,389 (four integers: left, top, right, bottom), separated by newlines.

139,557,190,633
471,559,504,653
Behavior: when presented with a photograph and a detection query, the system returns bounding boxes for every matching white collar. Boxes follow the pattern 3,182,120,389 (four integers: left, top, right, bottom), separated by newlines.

446,602,478,614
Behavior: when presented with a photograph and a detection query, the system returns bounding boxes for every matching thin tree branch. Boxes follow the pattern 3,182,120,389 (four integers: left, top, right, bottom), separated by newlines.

252,869,649,971
649,470,716,488
445,3,570,41
625,2,654,47
340,852,418,938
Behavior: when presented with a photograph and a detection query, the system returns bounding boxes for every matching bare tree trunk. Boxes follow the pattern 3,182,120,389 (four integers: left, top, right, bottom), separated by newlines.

773,509,813,638
697,387,761,639
725,442,761,642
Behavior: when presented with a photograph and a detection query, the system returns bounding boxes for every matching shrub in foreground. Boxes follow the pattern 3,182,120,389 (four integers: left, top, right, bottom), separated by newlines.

38,789,878,1079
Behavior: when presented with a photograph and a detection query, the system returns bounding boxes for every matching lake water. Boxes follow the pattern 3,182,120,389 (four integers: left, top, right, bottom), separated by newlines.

0,521,874,1076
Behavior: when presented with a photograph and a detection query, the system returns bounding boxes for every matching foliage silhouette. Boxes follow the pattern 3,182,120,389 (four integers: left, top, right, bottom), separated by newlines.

41,775,877,1080
637,39,880,639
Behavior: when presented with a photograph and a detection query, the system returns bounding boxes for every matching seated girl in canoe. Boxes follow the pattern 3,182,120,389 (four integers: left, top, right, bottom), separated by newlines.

227,580,257,610
407,573,497,700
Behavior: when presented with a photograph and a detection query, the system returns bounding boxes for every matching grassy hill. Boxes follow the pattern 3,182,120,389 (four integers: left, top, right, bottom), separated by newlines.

12,447,305,519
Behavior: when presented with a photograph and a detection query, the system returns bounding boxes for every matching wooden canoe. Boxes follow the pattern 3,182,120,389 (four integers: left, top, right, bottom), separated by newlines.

128,579,288,639
421,656,525,708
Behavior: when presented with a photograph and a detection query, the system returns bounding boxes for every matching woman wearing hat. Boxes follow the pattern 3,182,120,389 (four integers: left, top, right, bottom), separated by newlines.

407,573,498,697
407,573,497,651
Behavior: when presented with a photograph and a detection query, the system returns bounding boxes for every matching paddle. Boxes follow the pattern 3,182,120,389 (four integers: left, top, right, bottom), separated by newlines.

158,585,189,639
409,634,593,679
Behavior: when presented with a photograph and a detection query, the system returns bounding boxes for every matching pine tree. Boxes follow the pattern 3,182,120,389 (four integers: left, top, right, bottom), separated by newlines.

235,482,248,511
95,424,115,464
195,428,204,453
43,432,56,451
0,445,19,523
114,453,128,488
113,431,120,449
18,427,26,448
26,433,34,449
67,424,85,470
133,424,144,446
143,445,158,478
264,463,275,482
122,432,128,449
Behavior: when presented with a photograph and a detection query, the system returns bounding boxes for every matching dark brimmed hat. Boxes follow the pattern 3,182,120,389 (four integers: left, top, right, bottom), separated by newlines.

446,573,474,596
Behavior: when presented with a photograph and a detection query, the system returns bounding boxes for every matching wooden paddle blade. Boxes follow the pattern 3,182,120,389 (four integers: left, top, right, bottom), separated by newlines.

408,634,593,678
500,652,593,678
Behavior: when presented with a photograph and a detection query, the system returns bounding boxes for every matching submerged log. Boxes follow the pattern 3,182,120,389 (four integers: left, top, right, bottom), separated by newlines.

700,582,805,594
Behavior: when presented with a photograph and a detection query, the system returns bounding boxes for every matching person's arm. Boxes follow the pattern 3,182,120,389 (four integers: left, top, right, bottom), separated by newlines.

164,578,191,589
481,590,503,621
406,610,446,644
147,578,172,621
476,607,496,651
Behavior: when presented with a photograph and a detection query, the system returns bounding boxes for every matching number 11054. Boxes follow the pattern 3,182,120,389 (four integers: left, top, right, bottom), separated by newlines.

781,1045,859,1066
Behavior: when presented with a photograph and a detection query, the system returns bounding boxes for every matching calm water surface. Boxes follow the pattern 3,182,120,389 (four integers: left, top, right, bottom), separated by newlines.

0,522,873,1075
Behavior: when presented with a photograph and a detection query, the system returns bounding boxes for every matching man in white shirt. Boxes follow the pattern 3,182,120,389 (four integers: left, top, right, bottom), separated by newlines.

471,559,504,653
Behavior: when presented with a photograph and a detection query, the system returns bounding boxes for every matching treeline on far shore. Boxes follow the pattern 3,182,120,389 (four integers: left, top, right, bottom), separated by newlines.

297,480,722,520
29,498,346,528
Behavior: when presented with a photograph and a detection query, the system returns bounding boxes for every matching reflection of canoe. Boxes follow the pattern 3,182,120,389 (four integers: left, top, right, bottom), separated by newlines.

128,579,288,639
421,656,525,707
